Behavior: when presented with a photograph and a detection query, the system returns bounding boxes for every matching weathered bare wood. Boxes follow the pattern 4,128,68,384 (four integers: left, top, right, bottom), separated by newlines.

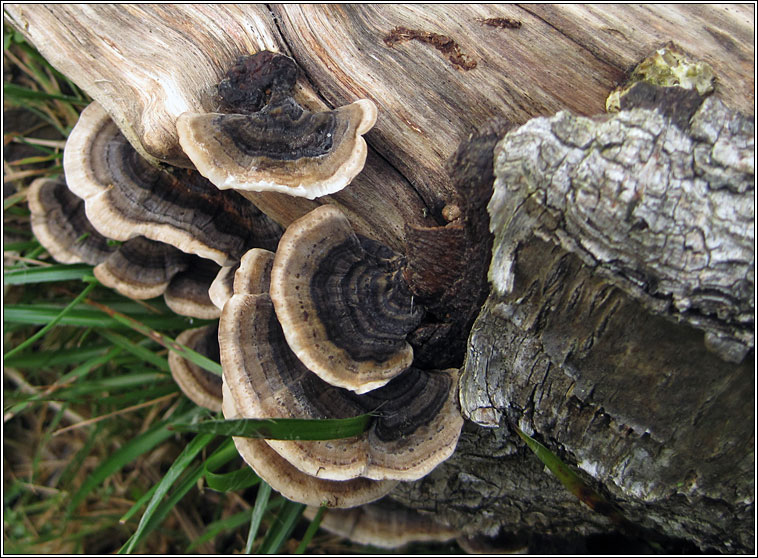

271,4,623,211
3,5,281,166
3,4,431,252
523,4,754,115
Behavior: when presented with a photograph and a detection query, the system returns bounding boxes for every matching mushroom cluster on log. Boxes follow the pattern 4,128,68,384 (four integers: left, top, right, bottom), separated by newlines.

7,4,754,553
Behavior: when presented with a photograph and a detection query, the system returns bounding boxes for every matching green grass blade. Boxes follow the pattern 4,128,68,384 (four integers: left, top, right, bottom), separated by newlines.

97,330,169,372
514,426,628,522
3,240,40,252
257,499,306,554
170,415,372,440
205,467,260,493
96,384,179,410
295,505,326,554
4,304,202,330
120,432,215,554
3,346,122,415
187,510,255,553
85,299,222,376
3,343,111,368
53,345,122,386
63,372,168,394
4,281,97,360
3,263,94,285
119,438,238,525
4,82,90,105
203,437,240,471
67,407,200,516
245,482,272,554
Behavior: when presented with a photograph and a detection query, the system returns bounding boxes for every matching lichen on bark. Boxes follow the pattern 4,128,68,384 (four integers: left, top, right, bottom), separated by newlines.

487,94,754,363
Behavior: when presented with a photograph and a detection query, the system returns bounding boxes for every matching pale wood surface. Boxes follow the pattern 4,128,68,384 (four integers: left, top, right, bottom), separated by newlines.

6,4,753,217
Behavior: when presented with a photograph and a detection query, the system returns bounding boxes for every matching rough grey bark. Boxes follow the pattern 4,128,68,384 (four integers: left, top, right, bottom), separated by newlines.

454,94,754,552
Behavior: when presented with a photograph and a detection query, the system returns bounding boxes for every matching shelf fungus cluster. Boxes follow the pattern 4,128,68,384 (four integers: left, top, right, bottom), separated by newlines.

218,209,464,507
29,96,285,412
31,49,465,511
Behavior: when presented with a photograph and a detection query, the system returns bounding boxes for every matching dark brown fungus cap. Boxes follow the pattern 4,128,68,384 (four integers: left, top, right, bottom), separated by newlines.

222,381,398,508
63,102,283,266
163,257,222,320
270,205,422,393
303,500,458,548
169,325,222,412
93,236,190,300
176,51,377,199
27,176,116,265
219,247,397,506
221,247,462,481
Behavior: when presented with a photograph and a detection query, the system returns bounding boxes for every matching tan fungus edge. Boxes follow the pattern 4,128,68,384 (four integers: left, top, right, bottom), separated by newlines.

221,380,398,508
175,99,377,200
63,102,232,266
169,327,222,413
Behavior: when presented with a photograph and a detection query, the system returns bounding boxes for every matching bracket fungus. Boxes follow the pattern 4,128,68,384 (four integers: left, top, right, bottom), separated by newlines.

28,177,117,266
168,325,223,413
270,205,423,393
217,248,399,507
220,245,463,483
176,51,378,199
93,237,191,301
208,264,240,312
162,258,222,320
63,102,283,267
222,382,398,508
303,500,458,549
28,175,220,319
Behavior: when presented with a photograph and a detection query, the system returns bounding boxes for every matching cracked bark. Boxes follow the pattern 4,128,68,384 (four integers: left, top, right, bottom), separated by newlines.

454,94,754,552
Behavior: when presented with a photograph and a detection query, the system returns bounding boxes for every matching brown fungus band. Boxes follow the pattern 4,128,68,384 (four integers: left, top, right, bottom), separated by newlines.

94,237,191,300
28,175,221,319
221,247,462,482
64,102,283,266
163,257,222,319
270,205,423,393
169,325,223,413
177,51,377,199
27,177,117,265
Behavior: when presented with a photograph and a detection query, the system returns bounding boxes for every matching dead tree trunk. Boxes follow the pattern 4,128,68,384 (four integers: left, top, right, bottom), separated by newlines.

5,4,754,552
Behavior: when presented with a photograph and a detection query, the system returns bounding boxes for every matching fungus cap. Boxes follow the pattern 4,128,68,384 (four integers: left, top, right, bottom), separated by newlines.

303,501,458,549
168,325,223,413
176,52,377,200
63,102,282,266
27,177,116,265
93,237,190,300
163,257,222,319
270,205,423,394
222,381,397,508
220,247,462,482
